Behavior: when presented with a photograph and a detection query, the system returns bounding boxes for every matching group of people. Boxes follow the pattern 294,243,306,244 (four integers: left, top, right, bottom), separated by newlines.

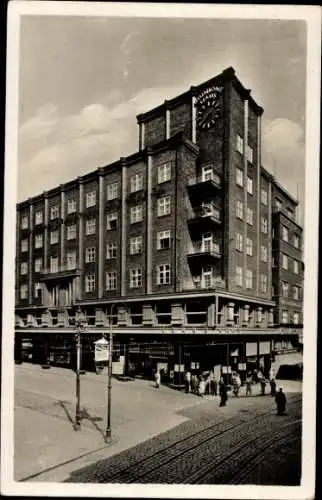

154,365,287,415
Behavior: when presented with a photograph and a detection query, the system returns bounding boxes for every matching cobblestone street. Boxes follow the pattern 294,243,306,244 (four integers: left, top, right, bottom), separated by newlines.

15,364,302,484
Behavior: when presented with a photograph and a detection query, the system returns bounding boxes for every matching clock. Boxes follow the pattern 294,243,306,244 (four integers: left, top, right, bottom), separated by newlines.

196,87,223,130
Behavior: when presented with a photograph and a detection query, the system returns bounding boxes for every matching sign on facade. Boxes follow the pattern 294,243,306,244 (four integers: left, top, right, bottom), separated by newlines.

94,338,109,362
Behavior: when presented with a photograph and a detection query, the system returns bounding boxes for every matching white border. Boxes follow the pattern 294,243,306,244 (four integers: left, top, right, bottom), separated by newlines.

2,2,321,499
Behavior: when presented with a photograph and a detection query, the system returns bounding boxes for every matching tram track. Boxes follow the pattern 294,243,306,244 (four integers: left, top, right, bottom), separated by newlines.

67,394,301,484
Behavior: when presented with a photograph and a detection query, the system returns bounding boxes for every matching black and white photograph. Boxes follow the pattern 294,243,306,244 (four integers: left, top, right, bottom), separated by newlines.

1,2,320,499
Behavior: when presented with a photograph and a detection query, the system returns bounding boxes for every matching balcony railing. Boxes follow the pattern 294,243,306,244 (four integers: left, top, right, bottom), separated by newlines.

192,276,226,289
187,171,222,200
188,243,222,262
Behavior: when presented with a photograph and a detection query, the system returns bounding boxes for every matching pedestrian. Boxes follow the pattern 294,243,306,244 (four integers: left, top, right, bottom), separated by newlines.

275,388,287,416
184,371,191,393
245,374,252,397
155,370,161,389
198,377,206,397
260,377,267,395
253,368,258,384
270,378,276,397
269,367,275,381
210,375,218,397
219,379,228,407
191,374,197,394
232,372,241,397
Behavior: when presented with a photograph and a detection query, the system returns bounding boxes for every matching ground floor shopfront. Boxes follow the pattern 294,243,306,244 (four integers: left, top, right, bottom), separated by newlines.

14,326,301,386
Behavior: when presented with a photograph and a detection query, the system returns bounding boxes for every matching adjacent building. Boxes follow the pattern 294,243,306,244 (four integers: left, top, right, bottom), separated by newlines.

15,66,304,381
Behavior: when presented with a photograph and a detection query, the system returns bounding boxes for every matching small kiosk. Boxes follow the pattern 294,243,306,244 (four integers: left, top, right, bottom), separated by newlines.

94,337,109,374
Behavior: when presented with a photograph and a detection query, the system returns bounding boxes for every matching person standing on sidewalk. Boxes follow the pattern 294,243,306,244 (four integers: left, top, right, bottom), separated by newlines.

275,388,287,415
198,377,206,397
219,378,228,407
155,370,161,389
260,377,267,395
270,378,277,397
245,373,253,397
184,371,191,393
210,373,218,397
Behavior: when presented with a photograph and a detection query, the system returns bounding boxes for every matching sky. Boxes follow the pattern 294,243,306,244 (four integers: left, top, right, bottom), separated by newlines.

18,16,306,225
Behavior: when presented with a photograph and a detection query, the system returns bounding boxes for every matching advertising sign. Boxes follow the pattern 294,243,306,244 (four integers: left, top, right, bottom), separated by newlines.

94,338,109,363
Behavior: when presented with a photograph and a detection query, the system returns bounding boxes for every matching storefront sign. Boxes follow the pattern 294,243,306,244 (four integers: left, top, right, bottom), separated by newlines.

222,366,232,374
94,338,109,362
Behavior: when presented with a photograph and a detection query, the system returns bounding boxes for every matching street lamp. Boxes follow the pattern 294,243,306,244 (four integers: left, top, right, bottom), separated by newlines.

74,307,86,431
105,302,128,441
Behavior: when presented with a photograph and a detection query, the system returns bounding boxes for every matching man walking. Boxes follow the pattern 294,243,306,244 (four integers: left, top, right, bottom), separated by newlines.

275,387,287,415
245,373,253,397
219,377,228,407
184,371,191,393
270,378,277,397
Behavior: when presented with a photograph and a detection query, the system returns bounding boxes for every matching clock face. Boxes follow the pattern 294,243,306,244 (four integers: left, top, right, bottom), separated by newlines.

196,87,223,130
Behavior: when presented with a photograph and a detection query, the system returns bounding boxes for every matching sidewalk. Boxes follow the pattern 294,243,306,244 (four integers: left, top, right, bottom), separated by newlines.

14,363,302,483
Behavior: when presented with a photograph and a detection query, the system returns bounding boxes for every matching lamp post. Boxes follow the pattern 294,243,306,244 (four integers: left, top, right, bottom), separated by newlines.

74,307,86,431
105,302,128,441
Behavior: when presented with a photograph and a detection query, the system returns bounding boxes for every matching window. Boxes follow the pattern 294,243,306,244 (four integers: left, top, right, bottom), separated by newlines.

261,188,268,206
246,207,253,226
282,310,289,324
282,281,289,297
35,234,43,249
246,144,253,164
275,199,282,212
282,254,288,270
67,198,77,214
130,268,142,288
293,286,300,300
202,165,213,182
34,258,42,273
67,251,76,270
130,204,143,224
293,260,299,274
293,312,300,324
35,210,43,225
20,284,28,299
107,182,119,200
236,266,243,287
294,234,300,249
236,167,243,187
202,233,213,253
157,230,171,250
236,134,244,154
20,262,28,275
130,173,143,193
86,217,96,235
158,162,171,184
67,224,76,240
261,245,268,262
106,271,117,291
106,243,117,259
85,247,96,263
236,232,243,252
247,176,253,195
260,274,268,293
21,215,28,229
21,239,28,252
157,196,171,217
236,199,243,219
287,207,294,220
34,282,42,299
85,274,96,292
261,216,268,234
86,191,96,208
246,269,253,289
50,256,58,273
106,212,117,230
246,237,253,256
157,264,171,285
202,265,213,288
50,205,59,220
282,225,289,243
50,229,59,245
130,236,142,255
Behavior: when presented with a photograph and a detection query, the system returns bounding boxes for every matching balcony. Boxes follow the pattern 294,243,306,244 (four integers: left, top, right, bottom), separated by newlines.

188,203,222,232
39,265,81,281
188,242,222,263
192,276,226,290
187,171,222,199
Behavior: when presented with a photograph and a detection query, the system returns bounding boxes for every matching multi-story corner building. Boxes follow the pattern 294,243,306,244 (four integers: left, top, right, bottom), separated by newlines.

14,67,304,382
